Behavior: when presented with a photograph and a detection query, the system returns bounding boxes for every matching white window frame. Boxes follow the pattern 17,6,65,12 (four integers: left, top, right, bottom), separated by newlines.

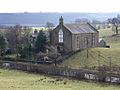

59,29,63,43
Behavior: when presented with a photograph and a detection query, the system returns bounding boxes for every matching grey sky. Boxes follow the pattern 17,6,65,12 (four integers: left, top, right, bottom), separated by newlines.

0,0,120,13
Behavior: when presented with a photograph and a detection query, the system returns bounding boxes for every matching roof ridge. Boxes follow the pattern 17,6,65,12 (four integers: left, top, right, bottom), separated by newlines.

63,23,98,34
87,23,98,32
65,23,88,25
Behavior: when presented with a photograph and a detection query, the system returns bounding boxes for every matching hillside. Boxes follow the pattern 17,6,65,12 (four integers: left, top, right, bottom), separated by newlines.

99,28,120,48
0,69,120,90
0,12,119,26
61,28,120,69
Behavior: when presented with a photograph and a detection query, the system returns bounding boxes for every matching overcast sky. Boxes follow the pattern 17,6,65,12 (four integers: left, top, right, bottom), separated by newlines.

0,0,120,13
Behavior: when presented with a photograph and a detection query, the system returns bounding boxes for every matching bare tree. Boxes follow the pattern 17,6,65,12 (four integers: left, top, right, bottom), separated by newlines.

112,18,120,35
5,25,31,56
21,26,32,46
5,25,22,54
45,22,54,29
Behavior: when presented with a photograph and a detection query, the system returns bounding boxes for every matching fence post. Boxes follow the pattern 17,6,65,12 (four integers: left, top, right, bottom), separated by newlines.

86,37,89,58
108,56,112,83
98,51,100,68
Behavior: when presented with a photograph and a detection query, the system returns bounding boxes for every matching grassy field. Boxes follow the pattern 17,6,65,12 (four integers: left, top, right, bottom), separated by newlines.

99,28,120,48
98,28,113,38
61,28,120,69
31,27,48,33
0,69,120,90
0,28,120,90
61,48,120,69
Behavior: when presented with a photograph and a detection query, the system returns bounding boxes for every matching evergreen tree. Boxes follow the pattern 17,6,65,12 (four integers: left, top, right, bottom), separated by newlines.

0,34,7,56
35,30,47,53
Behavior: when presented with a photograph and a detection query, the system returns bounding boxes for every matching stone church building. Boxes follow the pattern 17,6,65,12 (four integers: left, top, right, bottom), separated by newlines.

50,16,99,53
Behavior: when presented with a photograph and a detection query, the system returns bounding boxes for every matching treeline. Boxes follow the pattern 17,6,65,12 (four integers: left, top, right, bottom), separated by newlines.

0,25,48,60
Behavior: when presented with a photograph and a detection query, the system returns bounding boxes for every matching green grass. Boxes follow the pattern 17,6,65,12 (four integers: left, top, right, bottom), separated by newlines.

32,27,48,32
61,48,120,69
99,28,113,38
104,36,120,48
99,28,120,48
0,69,120,90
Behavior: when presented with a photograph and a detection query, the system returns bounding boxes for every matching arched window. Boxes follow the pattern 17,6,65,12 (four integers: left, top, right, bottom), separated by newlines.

59,29,63,43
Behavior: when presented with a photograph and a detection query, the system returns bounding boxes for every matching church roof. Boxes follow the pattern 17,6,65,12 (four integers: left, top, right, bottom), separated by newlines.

64,23,98,34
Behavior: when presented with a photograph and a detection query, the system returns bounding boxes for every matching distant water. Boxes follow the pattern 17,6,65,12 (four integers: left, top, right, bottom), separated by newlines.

0,24,45,27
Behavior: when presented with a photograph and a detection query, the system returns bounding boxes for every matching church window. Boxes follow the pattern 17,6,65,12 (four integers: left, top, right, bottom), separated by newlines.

59,29,63,43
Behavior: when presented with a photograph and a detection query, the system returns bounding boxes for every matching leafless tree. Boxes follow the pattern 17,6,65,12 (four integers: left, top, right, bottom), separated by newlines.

5,25,31,57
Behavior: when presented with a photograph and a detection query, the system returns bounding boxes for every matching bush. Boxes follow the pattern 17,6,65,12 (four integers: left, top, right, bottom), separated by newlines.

5,48,12,55
19,46,30,59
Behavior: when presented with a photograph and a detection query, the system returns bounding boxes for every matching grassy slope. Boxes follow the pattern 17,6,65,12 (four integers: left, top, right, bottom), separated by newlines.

61,48,120,69
61,28,120,69
99,28,113,38
99,28,120,48
0,69,120,90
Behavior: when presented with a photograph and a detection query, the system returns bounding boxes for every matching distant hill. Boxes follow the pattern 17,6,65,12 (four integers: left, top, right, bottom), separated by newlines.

0,12,119,26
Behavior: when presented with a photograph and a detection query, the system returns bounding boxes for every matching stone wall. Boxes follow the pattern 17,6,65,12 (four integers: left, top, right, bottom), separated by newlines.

0,60,120,84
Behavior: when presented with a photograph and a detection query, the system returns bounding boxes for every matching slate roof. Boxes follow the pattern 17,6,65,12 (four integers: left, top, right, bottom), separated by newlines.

64,23,97,34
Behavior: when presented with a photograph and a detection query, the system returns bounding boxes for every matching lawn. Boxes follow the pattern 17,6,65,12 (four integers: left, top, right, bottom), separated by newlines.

98,28,113,38
0,69,120,90
98,28,120,48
